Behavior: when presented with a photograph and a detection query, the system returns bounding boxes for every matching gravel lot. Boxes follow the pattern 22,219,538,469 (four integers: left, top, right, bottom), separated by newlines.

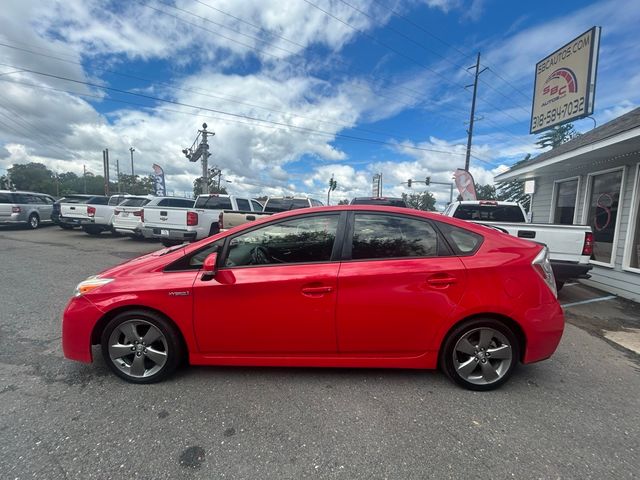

1,225,638,479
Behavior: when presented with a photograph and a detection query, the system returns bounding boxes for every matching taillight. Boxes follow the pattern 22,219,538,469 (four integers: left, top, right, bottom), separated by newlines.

138,209,144,222
218,211,223,230
114,209,120,215
582,231,594,256
187,211,198,226
87,206,96,217
532,247,557,298
12,206,20,213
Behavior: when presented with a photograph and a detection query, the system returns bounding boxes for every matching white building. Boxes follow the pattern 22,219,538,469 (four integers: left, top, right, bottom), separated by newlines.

495,107,640,302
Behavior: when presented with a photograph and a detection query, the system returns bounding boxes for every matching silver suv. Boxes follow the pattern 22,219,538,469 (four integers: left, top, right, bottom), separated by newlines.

0,190,56,229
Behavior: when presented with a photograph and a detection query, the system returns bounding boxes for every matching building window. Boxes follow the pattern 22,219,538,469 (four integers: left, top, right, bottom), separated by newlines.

553,178,578,224
585,169,623,265
626,164,640,271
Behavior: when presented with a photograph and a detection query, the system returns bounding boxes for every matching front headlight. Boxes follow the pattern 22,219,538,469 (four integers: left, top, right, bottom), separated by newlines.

74,276,114,296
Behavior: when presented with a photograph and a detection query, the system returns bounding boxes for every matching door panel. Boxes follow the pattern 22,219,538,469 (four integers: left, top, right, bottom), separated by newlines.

336,258,466,354
193,264,339,353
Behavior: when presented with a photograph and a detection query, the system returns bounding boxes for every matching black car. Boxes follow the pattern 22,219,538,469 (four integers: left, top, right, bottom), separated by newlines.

350,197,408,207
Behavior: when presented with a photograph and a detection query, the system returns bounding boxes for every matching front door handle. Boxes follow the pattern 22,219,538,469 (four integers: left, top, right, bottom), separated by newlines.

301,286,333,296
427,275,458,286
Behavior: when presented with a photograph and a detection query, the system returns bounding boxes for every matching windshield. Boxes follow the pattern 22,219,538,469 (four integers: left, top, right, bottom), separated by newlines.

264,198,310,213
194,196,233,210
120,198,151,207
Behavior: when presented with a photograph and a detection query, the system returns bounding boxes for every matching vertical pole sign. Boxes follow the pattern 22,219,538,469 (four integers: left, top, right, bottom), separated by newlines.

530,27,601,134
152,164,166,196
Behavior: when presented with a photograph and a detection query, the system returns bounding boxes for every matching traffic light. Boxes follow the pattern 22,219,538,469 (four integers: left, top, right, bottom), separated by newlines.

425,176,431,186
329,178,337,191
407,179,412,187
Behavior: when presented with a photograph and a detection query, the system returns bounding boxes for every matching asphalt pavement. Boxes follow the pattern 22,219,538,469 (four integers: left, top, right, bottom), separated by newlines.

0,225,638,479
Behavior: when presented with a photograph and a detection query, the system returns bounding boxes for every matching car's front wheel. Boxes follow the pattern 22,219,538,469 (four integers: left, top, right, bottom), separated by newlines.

441,318,519,391
101,310,184,384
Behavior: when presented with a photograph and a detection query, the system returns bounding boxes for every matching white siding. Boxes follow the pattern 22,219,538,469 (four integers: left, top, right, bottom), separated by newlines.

517,151,640,301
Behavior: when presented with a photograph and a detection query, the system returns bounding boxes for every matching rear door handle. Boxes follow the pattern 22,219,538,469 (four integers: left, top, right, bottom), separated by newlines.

301,286,333,296
427,276,458,286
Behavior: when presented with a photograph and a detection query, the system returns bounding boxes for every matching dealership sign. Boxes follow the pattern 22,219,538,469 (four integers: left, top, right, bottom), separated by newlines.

530,27,601,134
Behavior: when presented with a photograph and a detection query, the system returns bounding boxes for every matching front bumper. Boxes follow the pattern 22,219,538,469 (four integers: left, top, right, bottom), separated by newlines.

62,296,105,363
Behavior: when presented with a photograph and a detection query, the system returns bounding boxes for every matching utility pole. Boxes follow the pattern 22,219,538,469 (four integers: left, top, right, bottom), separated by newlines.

327,174,337,205
464,52,487,172
83,164,87,194
129,147,135,176
102,149,110,196
183,123,214,195
116,158,121,193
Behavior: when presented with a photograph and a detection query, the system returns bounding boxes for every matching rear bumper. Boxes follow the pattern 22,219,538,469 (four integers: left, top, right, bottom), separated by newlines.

115,226,142,236
62,296,105,363
521,300,565,364
142,226,197,241
59,216,92,226
550,261,592,282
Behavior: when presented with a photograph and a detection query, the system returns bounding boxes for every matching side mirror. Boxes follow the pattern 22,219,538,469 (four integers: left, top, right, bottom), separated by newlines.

201,252,218,280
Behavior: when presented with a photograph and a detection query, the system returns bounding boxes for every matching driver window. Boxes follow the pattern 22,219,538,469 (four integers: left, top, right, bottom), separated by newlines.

225,215,339,267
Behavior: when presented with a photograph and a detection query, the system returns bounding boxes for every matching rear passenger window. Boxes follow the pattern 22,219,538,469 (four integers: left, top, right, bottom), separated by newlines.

351,214,441,260
436,222,483,255
250,200,263,211
0,193,11,203
236,198,250,211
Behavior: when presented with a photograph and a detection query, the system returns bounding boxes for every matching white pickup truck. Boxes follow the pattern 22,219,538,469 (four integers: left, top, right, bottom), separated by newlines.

59,194,130,235
142,194,261,246
443,200,593,290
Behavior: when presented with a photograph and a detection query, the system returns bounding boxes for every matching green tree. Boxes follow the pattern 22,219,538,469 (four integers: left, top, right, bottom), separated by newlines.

118,174,156,195
475,184,497,200
496,154,531,210
337,199,350,205
402,191,436,211
193,176,228,197
536,123,577,149
7,163,55,194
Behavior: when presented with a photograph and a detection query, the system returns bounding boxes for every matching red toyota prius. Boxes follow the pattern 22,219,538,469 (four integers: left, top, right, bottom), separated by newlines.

62,205,564,391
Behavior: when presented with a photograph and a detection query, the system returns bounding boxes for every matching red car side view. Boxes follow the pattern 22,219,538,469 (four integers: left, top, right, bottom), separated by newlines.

62,205,564,391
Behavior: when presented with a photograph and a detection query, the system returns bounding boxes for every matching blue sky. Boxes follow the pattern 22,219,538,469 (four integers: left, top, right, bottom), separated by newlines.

0,0,639,206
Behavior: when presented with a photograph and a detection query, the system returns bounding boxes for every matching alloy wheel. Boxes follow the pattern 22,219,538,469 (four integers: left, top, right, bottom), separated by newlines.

452,327,513,386
107,319,168,378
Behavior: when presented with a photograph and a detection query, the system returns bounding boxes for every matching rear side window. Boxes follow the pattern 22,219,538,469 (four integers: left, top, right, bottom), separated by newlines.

436,222,483,255
453,204,524,222
351,214,442,260
195,196,233,210
0,193,12,203
250,200,263,211
236,198,250,211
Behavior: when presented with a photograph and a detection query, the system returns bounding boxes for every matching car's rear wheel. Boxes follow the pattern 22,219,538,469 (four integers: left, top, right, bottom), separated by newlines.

83,225,102,235
101,310,183,384
28,213,40,229
441,318,519,391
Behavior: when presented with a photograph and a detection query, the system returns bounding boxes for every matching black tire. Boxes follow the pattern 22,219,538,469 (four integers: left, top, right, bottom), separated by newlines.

440,318,519,391
100,309,184,384
555,281,565,292
82,225,103,236
161,239,179,247
27,213,40,229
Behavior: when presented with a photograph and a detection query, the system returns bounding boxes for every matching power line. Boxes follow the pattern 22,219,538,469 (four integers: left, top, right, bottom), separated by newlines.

369,0,532,109
0,68,474,158
0,41,453,140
